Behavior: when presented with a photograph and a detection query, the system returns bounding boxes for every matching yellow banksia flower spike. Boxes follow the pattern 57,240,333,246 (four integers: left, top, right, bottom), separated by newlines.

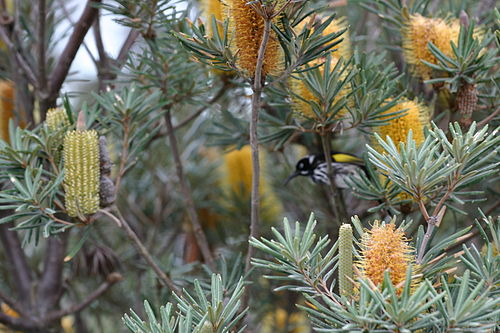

375,98,429,148
358,222,417,294
221,145,282,222
402,14,460,80
290,56,351,120
46,107,70,132
226,0,283,78
338,224,354,298
0,80,15,143
63,130,100,217
289,17,352,120
200,0,225,36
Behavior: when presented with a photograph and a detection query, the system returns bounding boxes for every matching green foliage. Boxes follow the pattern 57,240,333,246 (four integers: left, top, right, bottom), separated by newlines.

424,23,499,89
123,274,246,333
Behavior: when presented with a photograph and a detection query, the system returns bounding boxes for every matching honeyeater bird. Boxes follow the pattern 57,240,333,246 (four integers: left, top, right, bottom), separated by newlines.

285,152,366,188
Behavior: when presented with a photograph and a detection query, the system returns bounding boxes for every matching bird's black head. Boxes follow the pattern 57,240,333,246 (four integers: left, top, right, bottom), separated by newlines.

295,155,317,176
284,155,319,185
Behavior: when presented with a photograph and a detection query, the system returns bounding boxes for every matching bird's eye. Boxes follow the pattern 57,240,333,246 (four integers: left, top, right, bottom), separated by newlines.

298,162,304,169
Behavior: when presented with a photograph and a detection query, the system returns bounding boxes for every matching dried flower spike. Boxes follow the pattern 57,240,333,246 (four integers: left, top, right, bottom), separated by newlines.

338,224,354,298
358,222,415,292
226,0,283,78
0,80,15,143
46,107,70,132
402,14,460,80
63,130,100,217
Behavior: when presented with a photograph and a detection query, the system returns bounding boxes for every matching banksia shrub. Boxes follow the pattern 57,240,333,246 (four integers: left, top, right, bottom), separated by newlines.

402,14,460,80
358,222,415,292
226,0,283,78
338,223,354,298
63,130,100,218
0,80,14,142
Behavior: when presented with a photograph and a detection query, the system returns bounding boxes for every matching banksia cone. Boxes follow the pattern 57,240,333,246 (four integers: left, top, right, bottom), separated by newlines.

375,99,429,148
46,107,70,132
358,222,415,293
456,83,478,128
402,14,460,80
0,80,15,142
221,145,282,222
226,0,283,78
338,224,354,298
63,130,100,217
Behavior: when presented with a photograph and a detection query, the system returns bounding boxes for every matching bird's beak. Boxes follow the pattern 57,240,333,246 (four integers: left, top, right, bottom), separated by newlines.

284,171,300,186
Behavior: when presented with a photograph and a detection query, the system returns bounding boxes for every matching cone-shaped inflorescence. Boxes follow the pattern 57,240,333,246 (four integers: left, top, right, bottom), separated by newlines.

63,130,100,217
46,107,70,132
338,223,354,298
402,14,460,80
374,98,429,148
226,0,283,78
358,222,415,293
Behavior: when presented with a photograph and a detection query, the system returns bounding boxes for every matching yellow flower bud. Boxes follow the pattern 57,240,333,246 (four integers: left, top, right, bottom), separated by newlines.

63,130,100,217
46,107,70,132
338,224,354,298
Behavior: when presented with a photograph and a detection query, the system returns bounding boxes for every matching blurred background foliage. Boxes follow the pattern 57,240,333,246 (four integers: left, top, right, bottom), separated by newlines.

0,0,498,332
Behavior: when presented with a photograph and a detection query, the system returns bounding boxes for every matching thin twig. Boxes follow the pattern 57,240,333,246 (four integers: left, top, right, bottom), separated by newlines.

0,215,33,308
477,107,500,128
245,16,272,276
116,29,140,67
111,208,181,294
172,84,227,131
58,0,97,66
48,0,101,103
46,272,122,321
114,115,130,197
0,289,25,318
0,26,37,85
320,130,348,224
37,0,47,95
164,110,216,270
37,232,70,314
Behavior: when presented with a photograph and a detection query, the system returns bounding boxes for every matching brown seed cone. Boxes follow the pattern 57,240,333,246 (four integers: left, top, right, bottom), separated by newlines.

456,83,478,128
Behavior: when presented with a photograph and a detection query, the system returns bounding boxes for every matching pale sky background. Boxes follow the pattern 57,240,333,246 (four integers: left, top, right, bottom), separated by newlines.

57,0,189,96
